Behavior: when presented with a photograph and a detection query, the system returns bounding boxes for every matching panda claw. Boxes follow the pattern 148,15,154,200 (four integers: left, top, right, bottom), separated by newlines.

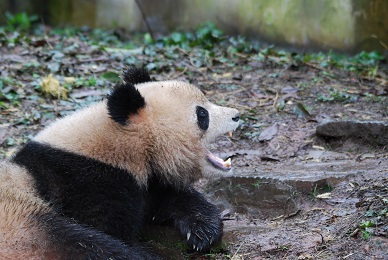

187,232,191,241
193,245,196,250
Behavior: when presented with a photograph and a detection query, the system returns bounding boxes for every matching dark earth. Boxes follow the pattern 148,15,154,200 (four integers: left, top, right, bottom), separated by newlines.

0,26,387,259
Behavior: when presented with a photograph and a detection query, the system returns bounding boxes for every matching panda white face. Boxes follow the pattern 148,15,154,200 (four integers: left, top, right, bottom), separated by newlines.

137,81,239,178
200,103,240,143
200,103,240,173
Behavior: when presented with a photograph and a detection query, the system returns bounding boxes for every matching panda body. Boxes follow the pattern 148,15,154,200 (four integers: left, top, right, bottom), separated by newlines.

0,68,239,259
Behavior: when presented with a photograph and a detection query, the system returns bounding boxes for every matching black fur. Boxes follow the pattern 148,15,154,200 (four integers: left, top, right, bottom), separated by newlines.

123,67,152,85
107,81,146,125
12,141,223,257
39,213,160,259
13,141,144,243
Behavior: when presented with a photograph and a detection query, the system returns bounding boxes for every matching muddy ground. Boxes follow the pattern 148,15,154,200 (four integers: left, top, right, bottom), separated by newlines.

0,27,387,259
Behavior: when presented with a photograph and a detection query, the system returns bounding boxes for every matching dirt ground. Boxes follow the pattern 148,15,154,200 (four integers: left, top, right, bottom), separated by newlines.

0,28,387,259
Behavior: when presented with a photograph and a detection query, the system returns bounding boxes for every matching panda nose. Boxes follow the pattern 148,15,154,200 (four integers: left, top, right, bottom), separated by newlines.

232,113,240,122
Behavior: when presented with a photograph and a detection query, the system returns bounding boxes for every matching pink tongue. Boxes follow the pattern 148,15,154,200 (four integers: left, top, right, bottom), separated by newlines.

206,151,232,171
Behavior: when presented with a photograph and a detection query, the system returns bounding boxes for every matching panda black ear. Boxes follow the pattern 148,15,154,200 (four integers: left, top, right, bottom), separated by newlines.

123,67,151,85
107,82,146,125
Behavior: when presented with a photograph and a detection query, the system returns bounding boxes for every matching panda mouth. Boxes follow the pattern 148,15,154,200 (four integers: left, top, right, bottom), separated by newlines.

206,151,232,171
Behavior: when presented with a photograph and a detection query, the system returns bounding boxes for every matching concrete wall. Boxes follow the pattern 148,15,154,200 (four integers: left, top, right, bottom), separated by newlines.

1,0,387,53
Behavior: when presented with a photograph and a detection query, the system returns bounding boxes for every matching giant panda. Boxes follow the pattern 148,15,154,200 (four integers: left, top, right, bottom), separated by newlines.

0,67,240,259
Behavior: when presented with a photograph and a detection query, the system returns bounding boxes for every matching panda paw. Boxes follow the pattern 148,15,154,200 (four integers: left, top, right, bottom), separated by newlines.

179,214,223,252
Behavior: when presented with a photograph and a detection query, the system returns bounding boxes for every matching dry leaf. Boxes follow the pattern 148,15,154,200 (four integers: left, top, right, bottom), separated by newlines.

64,77,76,84
259,123,279,141
316,193,332,199
41,74,67,99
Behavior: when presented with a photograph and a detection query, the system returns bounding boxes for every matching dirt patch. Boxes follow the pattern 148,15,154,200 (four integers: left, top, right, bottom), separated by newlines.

217,171,387,259
0,27,387,259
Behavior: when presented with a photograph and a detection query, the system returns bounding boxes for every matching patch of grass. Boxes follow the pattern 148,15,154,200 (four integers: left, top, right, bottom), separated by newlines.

5,137,16,146
72,76,99,88
311,184,332,199
243,131,261,141
352,51,384,68
154,237,229,259
358,205,387,241
188,242,230,259
308,51,384,75
312,184,318,198
364,93,386,103
4,12,38,32
359,220,374,240
228,35,260,53
361,229,372,240
0,76,23,105
141,22,261,72
316,89,357,103
153,22,224,50
175,241,189,251
277,244,290,251
252,180,261,188
360,220,374,229
322,184,332,193
21,61,41,73
207,241,229,255
101,71,121,83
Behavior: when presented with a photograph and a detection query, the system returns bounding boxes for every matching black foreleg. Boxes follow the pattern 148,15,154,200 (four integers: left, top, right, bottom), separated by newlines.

147,185,223,252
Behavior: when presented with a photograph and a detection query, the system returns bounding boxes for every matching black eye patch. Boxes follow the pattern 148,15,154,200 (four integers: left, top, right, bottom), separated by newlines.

196,106,209,131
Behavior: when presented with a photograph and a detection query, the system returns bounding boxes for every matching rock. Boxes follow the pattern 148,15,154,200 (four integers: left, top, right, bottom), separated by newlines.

205,159,388,219
316,120,388,145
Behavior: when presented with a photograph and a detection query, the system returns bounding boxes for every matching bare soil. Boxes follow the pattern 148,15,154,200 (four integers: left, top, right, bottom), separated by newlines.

0,29,387,259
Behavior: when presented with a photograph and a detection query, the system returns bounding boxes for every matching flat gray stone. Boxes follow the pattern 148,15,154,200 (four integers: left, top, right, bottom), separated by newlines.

206,159,388,219
316,120,388,145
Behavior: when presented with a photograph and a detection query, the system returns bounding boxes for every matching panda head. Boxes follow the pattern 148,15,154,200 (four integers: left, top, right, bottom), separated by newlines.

35,68,239,186
108,68,239,185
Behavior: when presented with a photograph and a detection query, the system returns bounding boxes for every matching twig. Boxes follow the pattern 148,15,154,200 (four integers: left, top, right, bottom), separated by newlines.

371,35,388,50
231,242,245,260
284,209,301,219
271,215,284,221
343,253,354,259
40,17,53,49
272,90,279,107
134,0,155,41
76,58,109,64
168,67,187,80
